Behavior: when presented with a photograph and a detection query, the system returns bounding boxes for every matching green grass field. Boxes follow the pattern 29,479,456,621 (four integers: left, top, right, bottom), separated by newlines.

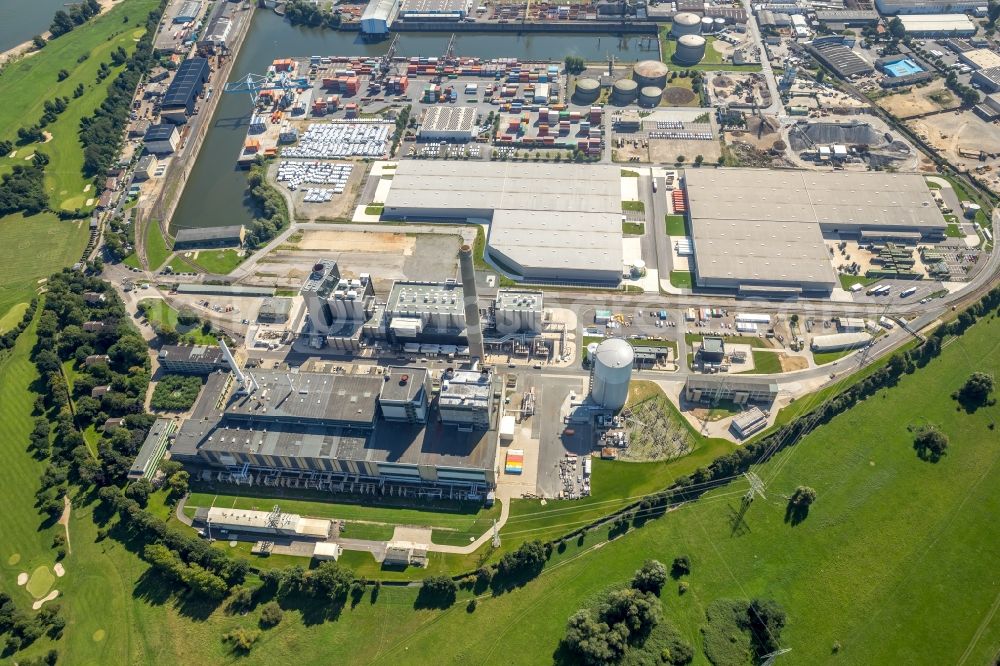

189,249,244,274
138,298,217,344
665,213,688,236
0,0,158,210
838,273,877,290
812,347,856,366
748,349,783,374
0,213,90,318
670,270,693,289
144,222,171,271
0,301,29,332
165,254,199,274
685,332,769,349
622,221,645,235
621,200,645,213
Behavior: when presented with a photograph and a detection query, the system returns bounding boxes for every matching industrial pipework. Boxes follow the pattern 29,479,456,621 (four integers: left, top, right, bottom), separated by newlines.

458,244,486,361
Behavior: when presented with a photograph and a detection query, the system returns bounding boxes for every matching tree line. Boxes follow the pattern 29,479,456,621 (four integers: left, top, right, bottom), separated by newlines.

1,591,64,662
79,3,165,186
284,0,342,29
48,0,103,39
245,157,290,249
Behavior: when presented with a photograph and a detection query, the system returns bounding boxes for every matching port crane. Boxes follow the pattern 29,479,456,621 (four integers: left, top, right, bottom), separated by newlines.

223,69,304,112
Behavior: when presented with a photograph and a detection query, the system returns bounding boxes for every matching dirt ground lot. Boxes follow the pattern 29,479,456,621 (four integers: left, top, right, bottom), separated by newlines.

876,80,958,119
254,231,460,291
648,137,722,163
907,111,1000,192
293,229,415,254
779,354,808,372
726,115,780,151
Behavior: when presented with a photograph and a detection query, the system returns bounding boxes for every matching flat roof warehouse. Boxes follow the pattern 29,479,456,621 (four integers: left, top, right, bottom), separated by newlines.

683,169,947,293
382,161,624,284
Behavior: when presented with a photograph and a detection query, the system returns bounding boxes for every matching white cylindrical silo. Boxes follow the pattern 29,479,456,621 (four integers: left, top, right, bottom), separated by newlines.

701,16,715,33
590,338,634,411
671,12,701,37
675,34,707,66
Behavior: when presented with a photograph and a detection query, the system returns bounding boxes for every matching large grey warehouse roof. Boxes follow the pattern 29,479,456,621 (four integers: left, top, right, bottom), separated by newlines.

161,57,209,108
807,41,874,78
684,169,946,291
383,161,624,281
225,371,382,426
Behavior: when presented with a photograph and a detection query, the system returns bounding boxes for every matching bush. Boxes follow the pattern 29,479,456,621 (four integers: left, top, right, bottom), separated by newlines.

671,556,691,579
913,426,948,462
631,559,668,596
416,575,457,609
560,588,661,665
953,371,995,409
259,601,283,628
222,627,261,653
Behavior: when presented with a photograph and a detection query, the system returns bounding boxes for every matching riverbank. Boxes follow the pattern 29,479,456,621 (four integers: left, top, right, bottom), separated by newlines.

0,0,119,66
140,3,257,266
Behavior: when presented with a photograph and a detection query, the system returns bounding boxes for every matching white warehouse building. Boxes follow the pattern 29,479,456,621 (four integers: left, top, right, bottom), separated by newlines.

361,0,400,34
382,161,625,285
418,106,478,142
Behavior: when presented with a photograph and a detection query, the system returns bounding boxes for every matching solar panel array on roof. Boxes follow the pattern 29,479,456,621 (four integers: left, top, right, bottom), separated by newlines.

161,57,210,112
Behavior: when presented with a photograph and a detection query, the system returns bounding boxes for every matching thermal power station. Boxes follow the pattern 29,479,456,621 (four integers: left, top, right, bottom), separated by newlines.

459,244,485,361
589,338,634,411
675,35,707,66
671,11,702,37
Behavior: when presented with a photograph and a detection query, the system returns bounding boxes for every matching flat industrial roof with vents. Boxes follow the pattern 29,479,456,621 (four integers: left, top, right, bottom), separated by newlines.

683,168,947,292
382,161,624,283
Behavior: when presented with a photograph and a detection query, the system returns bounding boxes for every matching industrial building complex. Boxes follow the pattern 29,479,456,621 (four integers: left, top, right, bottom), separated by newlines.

382,161,624,284
171,355,501,498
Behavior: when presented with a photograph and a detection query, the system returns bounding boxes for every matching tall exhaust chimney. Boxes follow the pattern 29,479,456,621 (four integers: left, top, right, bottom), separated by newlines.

458,244,485,361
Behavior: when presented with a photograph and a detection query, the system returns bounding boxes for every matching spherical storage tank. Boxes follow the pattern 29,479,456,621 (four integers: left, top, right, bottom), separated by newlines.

573,77,601,104
590,338,634,412
632,59,668,88
675,34,707,66
639,86,663,107
671,12,701,37
611,78,638,105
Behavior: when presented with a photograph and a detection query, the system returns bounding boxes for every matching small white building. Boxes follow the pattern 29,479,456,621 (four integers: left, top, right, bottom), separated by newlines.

418,106,478,142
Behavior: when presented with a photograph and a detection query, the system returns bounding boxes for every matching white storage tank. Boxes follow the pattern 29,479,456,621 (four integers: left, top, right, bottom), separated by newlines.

639,86,663,107
671,12,701,37
632,59,669,88
675,34,707,66
714,17,726,30
611,78,639,105
573,77,601,104
701,16,715,32
590,338,634,411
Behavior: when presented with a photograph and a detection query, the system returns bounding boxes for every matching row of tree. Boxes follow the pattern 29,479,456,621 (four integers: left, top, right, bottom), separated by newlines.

245,158,290,249
0,592,64,659
284,0,343,29
79,5,164,183
49,0,103,38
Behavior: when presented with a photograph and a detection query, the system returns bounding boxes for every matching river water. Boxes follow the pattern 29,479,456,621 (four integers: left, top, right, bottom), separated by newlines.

171,11,651,232
0,0,69,52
